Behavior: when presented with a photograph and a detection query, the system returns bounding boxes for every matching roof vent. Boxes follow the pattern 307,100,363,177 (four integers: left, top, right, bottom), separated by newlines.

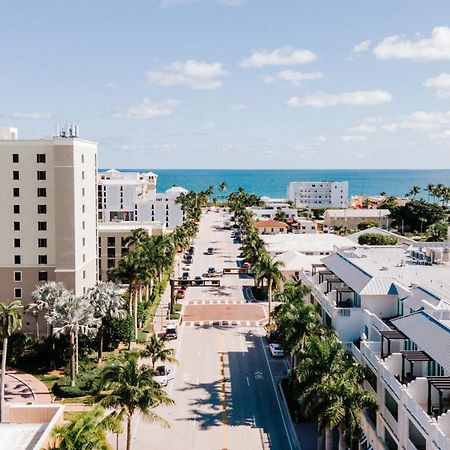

380,266,389,271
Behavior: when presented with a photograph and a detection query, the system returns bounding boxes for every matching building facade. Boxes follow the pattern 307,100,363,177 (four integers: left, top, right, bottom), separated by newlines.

98,169,186,230
300,244,450,450
324,209,391,230
287,181,349,208
0,127,98,333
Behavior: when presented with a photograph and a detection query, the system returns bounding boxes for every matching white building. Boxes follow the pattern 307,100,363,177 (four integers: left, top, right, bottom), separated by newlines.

98,169,187,230
247,206,298,221
287,181,349,208
300,244,450,450
0,127,98,334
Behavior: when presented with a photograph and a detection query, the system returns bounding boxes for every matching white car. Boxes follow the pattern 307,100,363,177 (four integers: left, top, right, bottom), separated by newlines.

269,343,284,357
153,366,175,386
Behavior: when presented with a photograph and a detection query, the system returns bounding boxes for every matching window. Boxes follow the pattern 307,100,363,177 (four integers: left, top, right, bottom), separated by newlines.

107,248,115,258
82,237,86,247
81,154,85,164
12,154,19,163
14,238,20,248
13,170,19,180
38,255,48,264
83,270,86,280
385,389,398,421
13,187,20,197
82,221,85,230
82,187,85,197
38,221,47,231
82,170,85,180
107,259,115,268
107,237,115,247
37,170,46,180
38,271,48,282
37,188,46,197
38,238,47,248
14,288,22,299
37,205,47,214
14,271,22,282
14,255,21,264
14,222,20,231
37,154,46,163
82,204,85,213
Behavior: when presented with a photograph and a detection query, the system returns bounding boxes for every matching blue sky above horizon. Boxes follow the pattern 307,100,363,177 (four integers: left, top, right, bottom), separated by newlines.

1,1,450,169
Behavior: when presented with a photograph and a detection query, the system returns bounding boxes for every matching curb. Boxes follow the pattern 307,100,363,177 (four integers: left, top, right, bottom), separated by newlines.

278,380,302,450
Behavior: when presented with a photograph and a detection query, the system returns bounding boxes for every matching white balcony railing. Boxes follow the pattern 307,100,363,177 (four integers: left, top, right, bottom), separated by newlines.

431,425,450,450
381,365,402,398
380,406,399,439
404,390,431,437
361,341,381,372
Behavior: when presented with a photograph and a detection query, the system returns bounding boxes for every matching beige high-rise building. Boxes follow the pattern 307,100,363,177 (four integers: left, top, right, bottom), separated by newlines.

0,127,98,333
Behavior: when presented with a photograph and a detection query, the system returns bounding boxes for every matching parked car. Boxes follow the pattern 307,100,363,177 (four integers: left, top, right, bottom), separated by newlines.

194,276,203,285
207,247,214,255
269,343,284,357
182,272,189,280
185,256,193,264
165,323,177,339
153,365,174,386
207,267,216,276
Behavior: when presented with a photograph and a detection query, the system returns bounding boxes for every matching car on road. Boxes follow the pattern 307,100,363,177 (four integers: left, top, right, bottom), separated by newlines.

182,272,189,280
185,255,193,264
207,247,214,255
194,276,203,285
153,365,174,386
207,267,216,276
269,343,284,357
165,323,177,339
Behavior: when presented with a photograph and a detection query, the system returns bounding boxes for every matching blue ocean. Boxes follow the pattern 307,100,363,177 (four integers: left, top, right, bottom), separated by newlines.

99,169,450,199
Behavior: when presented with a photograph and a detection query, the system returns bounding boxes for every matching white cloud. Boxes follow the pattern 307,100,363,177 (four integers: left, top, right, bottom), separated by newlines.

287,90,393,108
264,70,323,85
205,122,216,130
349,124,377,133
382,111,450,131
315,136,327,142
241,46,316,68
342,135,368,142
430,130,450,140
146,60,228,90
374,26,450,61
230,104,246,111
9,112,52,120
423,73,450,98
352,40,371,54
115,98,180,119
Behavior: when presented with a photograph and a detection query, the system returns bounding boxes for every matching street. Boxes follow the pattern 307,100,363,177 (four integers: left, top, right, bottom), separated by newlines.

126,209,295,450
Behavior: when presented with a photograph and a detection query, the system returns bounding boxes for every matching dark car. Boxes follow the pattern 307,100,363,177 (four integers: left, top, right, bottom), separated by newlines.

165,323,177,339
182,272,189,280
194,276,203,285
207,247,214,255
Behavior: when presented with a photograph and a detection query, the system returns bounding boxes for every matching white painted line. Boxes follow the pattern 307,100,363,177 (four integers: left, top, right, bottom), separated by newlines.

260,334,294,450
200,321,204,326
246,321,251,326
246,376,250,387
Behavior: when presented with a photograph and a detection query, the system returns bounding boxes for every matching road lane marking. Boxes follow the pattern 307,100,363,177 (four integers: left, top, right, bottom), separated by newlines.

246,376,250,387
259,334,294,450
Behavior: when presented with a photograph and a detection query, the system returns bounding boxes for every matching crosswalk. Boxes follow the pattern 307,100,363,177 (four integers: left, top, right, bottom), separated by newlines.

183,299,248,305
181,319,265,327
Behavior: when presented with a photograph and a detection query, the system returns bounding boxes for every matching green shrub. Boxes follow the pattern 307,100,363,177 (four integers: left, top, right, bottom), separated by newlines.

358,233,398,245
170,313,180,320
103,316,133,349
357,221,378,230
173,304,182,313
52,379,85,398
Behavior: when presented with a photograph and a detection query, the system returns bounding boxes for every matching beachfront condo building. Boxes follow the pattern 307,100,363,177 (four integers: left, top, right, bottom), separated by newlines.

299,244,450,450
287,181,349,208
0,127,98,334
97,169,187,230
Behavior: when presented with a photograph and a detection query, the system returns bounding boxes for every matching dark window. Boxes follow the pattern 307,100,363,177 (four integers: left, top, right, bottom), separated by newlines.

13,222,20,231
14,288,22,299
14,271,22,282
37,154,46,163
14,238,20,248
107,248,115,258
38,221,47,231
38,271,48,282
12,154,19,163
385,389,398,421
107,259,115,268
37,205,47,214
107,237,115,247
38,238,47,248
13,205,20,214
13,170,19,180
38,255,48,264
14,255,21,264
37,170,46,180
13,187,20,197
37,188,46,197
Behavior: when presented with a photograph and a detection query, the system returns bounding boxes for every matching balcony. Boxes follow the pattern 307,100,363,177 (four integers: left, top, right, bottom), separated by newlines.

361,340,382,372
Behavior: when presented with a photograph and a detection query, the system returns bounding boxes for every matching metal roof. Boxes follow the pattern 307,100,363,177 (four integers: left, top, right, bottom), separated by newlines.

392,311,450,373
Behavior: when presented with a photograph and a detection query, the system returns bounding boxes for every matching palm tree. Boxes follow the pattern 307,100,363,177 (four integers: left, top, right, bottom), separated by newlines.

124,228,149,249
86,282,127,362
49,404,120,450
274,210,289,223
255,254,285,324
96,351,174,450
46,293,100,386
0,300,22,422
426,184,436,202
219,181,227,200
142,334,177,369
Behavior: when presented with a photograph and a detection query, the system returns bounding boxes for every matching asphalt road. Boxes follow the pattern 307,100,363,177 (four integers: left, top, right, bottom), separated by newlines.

122,209,294,450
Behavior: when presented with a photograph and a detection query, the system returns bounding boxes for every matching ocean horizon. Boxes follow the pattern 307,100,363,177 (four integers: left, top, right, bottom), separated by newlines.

99,169,450,199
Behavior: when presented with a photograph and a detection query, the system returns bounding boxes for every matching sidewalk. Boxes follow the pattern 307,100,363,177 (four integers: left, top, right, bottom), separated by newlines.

4,367,52,404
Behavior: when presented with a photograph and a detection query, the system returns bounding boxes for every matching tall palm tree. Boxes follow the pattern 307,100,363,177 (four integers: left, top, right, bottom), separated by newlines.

124,228,149,249
49,404,120,450
426,183,436,202
86,282,127,362
0,300,22,422
142,334,177,369
47,293,99,386
96,351,174,450
255,254,285,323
219,181,227,200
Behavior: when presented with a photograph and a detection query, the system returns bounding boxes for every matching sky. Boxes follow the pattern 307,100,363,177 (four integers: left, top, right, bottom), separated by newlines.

1,1,450,169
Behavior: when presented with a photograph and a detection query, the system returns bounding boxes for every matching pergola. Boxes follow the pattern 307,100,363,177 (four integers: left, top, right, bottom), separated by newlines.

380,329,406,359
335,286,355,307
311,263,326,275
325,277,343,294
427,377,450,416
400,350,432,384
318,270,335,284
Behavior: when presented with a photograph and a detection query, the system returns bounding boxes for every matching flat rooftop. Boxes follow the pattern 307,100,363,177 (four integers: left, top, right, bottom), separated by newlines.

263,233,354,253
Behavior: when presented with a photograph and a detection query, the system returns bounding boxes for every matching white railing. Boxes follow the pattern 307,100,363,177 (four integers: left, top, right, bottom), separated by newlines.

407,438,419,450
404,390,431,435
431,426,450,450
381,405,399,439
351,343,362,362
362,341,381,371
381,364,402,398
